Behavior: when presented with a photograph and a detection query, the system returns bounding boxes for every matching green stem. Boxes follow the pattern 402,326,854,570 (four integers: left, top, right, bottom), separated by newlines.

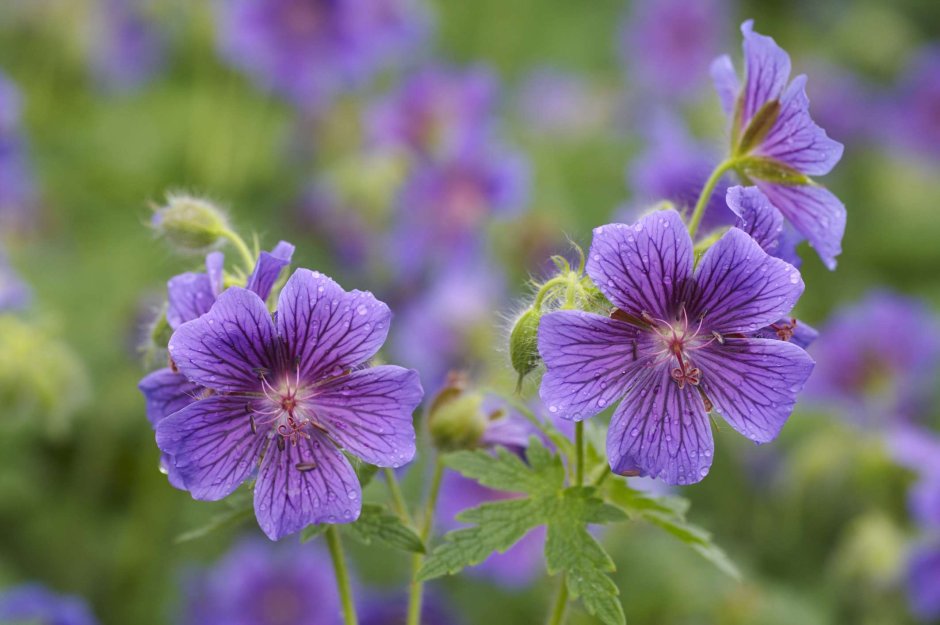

546,577,570,625
384,468,413,525
406,456,446,625
220,228,256,271
325,526,358,625
686,159,736,240
574,421,585,487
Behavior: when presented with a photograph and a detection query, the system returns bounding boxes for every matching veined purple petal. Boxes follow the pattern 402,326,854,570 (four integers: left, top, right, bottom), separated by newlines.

756,181,845,270
166,272,215,330
246,241,294,302
757,75,844,176
169,288,280,393
691,227,804,334
740,19,791,126
138,367,202,425
309,365,422,468
710,54,739,116
607,363,713,485
254,430,361,540
155,396,266,500
586,210,693,321
206,251,225,298
538,311,651,422
276,269,390,381
726,185,783,254
696,338,813,443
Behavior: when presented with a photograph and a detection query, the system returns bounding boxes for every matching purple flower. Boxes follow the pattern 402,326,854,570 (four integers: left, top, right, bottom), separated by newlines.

0,70,36,230
711,20,845,269
184,538,341,625
366,65,498,157
889,426,940,529
156,268,424,539
88,0,166,92
906,541,940,622
889,46,940,161
359,593,458,625
0,584,98,625
805,291,940,429
0,245,30,311
620,0,728,98
538,209,814,484
725,184,802,268
140,243,294,488
514,68,611,139
215,0,426,110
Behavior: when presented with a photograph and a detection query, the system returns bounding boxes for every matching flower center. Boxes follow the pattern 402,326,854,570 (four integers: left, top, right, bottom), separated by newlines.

250,368,322,452
643,306,714,390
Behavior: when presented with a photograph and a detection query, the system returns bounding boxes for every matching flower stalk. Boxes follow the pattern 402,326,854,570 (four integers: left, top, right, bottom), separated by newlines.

325,526,359,625
407,455,446,625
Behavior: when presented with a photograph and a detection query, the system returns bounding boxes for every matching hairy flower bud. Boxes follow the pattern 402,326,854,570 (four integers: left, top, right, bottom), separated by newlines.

509,307,542,390
428,373,487,451
151,194,229,253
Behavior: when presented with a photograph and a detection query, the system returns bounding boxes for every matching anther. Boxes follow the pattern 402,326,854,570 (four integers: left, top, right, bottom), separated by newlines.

295,462,318,472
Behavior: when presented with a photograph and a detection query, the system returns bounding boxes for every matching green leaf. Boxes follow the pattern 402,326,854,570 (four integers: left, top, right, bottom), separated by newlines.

355,460,379,487
343,504,425,553
606,480,740,580
443,437,564,496
417,498,545,581
735,156,811,186
174,505,254,544
300,523,328,543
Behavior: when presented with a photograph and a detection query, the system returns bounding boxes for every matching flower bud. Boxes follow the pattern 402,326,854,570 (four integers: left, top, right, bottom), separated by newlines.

151,194,229,253
509,307,542,390
428,373,487,451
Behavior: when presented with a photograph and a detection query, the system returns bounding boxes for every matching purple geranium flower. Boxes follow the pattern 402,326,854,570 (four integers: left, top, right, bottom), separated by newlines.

711,21,845,269
215,0,426,110
907,541,940,622
805,291,940,429
156,268,423,539
620,0,728,98
366,65,498,157
889,46,940,161
0,584,98,625
538,209,814,484
184,538,341,625
140,243,294,487
87,0,166,92
888,426,940,529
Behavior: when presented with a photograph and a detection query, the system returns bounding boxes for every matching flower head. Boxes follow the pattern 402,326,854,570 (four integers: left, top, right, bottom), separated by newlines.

184,539,340,625
156,268,423,539
805,291,940,429
711,20,845,269
538,209,814,484
0,584,98,625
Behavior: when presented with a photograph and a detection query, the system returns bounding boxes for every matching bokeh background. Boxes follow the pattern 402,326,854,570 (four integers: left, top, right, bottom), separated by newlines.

1,0,940,623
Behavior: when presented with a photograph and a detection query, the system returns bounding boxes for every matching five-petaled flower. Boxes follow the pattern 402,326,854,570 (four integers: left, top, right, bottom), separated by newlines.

155,268,423,539
711,20,845,269
538,209,814,485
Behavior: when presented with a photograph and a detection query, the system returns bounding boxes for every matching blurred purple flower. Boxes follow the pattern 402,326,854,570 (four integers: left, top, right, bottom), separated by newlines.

157,269,423,539
619,0,728,98
514,68,610,139
0,245,30,311
0,70,36,230
215,0,426,109
806,291,940,429
88,0,166,92
906,541,940,622
539,210,813,484
359,593,458,625
366,65,498,157
0,584,98,625
889,46,940,161
297,183,374,271
712,21,845,269
889,426,940,529
184,538,341,625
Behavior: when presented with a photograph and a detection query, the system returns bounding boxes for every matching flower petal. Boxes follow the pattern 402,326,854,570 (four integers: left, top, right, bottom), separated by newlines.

206,251,224,297
538,310,651,422
726,185,783,254
166,272,215,330
696,338,813,443
607,364,713,485
741,20,791,126
691,227,804,334
758,75,844,176
309,365,422,468
756,181,845,270
138,367,202,425
254,430,361,540
246,241,295,302
276,269,391,382
586,210,693,321
710,54,739,116
168,287,279,393
155,395,266,500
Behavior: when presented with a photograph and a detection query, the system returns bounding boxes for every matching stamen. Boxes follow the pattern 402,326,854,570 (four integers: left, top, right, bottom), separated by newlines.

295,462,318,472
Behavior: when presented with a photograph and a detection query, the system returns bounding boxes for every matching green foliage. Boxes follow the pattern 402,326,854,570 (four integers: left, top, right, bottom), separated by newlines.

342,504,425,553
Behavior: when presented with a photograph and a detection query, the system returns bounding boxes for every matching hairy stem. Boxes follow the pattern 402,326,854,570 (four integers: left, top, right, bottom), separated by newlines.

406,455,446,625
220,228,256,271
686,159,736,240
384,468,413,525
325,526,358,625
575,421,585,487
546,577,570,625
